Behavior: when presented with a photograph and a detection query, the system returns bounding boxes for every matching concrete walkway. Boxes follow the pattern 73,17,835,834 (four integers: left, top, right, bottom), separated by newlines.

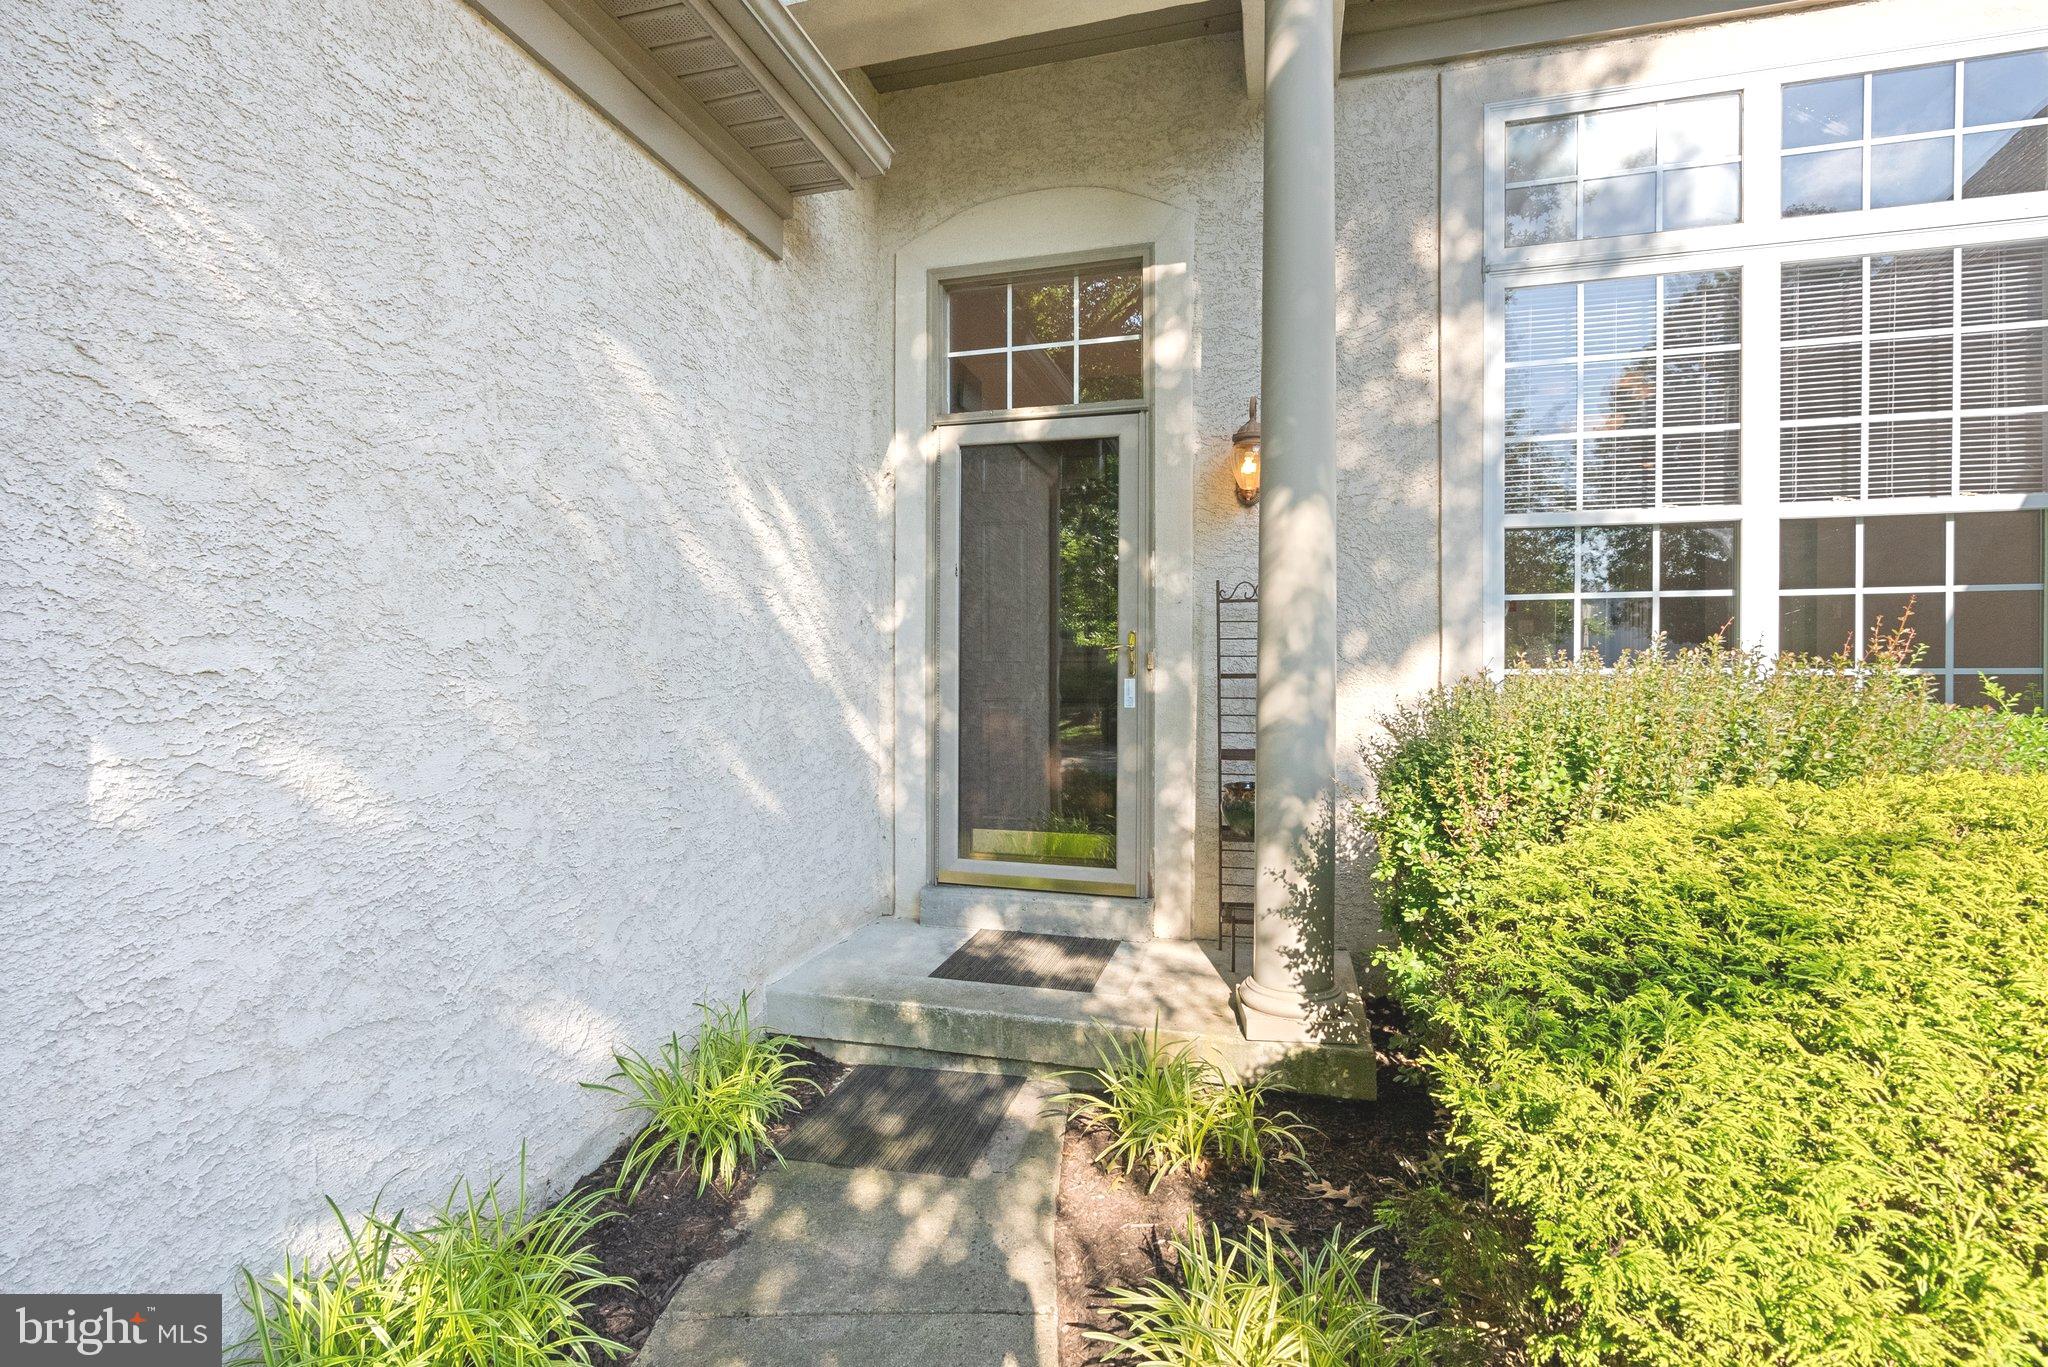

637,1072,1064,1367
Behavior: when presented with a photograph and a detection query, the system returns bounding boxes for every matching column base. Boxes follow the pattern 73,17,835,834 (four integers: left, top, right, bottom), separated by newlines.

1233,951,1365,1045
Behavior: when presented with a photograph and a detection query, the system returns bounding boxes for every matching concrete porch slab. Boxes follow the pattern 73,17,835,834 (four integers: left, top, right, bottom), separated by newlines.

762,920,1374,1099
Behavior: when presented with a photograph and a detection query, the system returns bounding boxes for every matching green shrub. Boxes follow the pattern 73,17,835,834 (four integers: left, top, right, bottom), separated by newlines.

1057,1030,1308,1195
233,1163,624,1367
585,996,815,1198
1392,774,2048,1365
1361,642,2040,997
1092,1219,1436,1366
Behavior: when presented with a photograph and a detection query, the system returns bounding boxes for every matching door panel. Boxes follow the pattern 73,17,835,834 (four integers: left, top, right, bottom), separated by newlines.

936,413,1146,895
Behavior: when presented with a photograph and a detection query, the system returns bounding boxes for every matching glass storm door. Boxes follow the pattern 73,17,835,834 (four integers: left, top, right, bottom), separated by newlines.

936,412,1147,896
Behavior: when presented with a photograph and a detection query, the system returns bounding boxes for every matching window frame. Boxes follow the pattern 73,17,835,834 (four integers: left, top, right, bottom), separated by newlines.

1481,29,2048,676
933,252,1152,425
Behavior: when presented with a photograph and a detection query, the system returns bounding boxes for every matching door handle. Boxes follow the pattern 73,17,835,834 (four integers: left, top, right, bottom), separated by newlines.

1126,630,1138,676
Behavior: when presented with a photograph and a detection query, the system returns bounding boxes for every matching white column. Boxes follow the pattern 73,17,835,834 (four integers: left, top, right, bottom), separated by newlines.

1236,0,1345,1042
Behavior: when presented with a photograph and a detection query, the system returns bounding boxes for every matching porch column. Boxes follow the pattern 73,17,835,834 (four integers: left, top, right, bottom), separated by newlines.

1236,0,1342,1041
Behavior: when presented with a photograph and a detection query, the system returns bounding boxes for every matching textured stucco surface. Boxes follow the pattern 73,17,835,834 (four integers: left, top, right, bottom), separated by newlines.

1,0,890,1305
875,37,1444,947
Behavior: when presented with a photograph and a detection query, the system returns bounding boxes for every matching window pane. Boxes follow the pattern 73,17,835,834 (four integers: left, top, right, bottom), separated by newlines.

1956,673,2044,710
1871,63,1956,137
1583,598,1653,663
1783,258,1864,341
1506,363,1579,438
1661,596,1733,649
1506,183,1576,246
1660,431,1740,504
1783,147,1864,216
1781,519,1857,589
1963,127,2048,198
1078,267,1142,339
1583,276,1657,354
949,283,1006,351
1961,328,2046,409
1865,514,1946,586
1870,250,1953,333
1661,94,1742,164
1582,173,1657,237
1964,49,2048,126
1867,419,1953,497
1662,163,1741,229
1506,439,1577,513
949,353,1006,413
1870,136,1955,209
1781,425,1861,500
1583,435,1656,507
1869,338,1953,414
1863,592,1942,664
1961,414,2047,493
1955,511,2043,585
1785,75,1864,147
1078,339,1142,402
1011,274,1075,347
1664,270,1742,347
1011,346,1075,407
1507,116,1577,182
1582,106,1659,176
1506,527,1575,593
1583,358,1656,430
1506,284,1579,361
1955,589,2043,667
1781,594,1857,657
1663,352,1740,426
1580,526,1653,591
1782,343,1863,419
1961,243,2046,326
1661,523,1737,590
1506,600,1572,662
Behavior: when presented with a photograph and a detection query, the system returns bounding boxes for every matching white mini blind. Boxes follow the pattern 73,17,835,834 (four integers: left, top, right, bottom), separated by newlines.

1503,270,1742,513
1780,239,2048,499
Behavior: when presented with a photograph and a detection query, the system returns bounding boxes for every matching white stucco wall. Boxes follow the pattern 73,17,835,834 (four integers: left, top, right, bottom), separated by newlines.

0,0,890,1306
875,37,1443,948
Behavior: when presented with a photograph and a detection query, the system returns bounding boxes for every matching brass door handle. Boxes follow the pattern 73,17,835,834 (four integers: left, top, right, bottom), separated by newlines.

1126,630,1138,675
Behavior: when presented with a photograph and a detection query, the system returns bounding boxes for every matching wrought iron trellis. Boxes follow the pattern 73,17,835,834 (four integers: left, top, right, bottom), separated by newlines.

1214,581,1258,973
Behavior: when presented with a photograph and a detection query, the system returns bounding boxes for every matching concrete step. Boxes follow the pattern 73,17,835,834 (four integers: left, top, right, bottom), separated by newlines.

761,920,1374,1099
917,884,1154,941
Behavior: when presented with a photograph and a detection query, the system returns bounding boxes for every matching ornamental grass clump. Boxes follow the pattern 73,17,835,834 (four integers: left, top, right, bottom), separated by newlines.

1092,1219,1436,1367
232,1163,624,1367
1057,1030,1308,1194
1387,774,2048,1365
586,995,815,1198
1361,639,2043,999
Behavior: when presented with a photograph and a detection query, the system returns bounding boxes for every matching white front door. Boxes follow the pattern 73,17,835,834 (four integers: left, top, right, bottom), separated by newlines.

934,411,1149,897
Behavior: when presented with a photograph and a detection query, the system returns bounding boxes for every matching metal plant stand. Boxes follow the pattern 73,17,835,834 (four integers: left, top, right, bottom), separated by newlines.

1214,581,1258,973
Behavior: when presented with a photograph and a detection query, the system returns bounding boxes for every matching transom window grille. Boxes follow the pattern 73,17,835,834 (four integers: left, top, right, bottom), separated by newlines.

944,261,1144,415
1778,511,2045,703
1780,240,2048,500
1504,523,1738,664
1783,47,2048,216
1504,94,1742,246
1504,270,1742,511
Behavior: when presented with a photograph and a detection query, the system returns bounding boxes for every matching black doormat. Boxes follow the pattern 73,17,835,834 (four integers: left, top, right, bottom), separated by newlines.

778,1066,1023,1178
928,929,1121,993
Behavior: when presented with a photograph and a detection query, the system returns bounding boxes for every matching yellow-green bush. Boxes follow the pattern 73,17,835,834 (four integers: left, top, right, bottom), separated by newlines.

1361,644,2044,999
1395,775,2048,1365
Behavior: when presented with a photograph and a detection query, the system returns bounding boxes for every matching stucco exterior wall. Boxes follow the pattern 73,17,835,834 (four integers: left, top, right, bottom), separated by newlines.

875,37,1443,948
0,0,890,1305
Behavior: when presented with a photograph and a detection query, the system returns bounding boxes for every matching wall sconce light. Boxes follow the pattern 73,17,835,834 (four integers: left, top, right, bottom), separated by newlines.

1230,397,1261,507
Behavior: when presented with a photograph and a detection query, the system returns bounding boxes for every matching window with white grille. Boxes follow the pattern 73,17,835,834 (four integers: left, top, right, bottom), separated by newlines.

1781,241,2048,500
1485,36,2048,693
1505,271,1742,512
1782,47,2048,217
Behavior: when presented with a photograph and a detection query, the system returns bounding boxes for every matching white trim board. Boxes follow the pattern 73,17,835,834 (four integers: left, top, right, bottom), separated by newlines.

890,188,1201,940
460,0,892,257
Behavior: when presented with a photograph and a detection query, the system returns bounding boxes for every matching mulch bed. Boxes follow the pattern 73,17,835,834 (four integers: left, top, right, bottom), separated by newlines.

1053,1004,1445,1365
566,1046,848,1363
